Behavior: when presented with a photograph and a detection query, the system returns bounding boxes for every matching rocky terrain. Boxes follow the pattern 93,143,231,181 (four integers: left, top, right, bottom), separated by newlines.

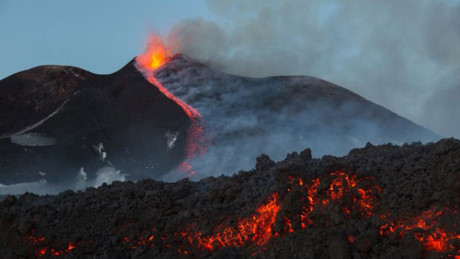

0,138,459,258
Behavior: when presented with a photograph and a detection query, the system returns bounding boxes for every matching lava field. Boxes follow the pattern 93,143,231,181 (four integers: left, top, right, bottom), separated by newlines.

0,138,459,258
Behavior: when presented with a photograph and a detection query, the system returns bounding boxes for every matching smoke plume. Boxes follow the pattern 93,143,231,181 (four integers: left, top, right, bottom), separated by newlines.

165,0,460,138
152,55,437,180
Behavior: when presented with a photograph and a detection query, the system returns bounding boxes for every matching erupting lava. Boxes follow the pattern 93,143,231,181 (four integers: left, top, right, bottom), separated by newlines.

136,35,171,70
135,35,206,175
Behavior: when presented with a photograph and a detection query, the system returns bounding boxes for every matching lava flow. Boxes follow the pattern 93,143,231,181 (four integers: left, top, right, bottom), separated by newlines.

120,193,281,255
379,206,460,255
26,230,77,258
282,171,382,233
188,193,280,251
135,35,206,176
120,171,383,255
23,170,460,257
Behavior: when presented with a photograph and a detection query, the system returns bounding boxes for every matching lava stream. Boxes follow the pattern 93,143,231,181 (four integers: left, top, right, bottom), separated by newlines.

143,73,206,160
135,35,207,173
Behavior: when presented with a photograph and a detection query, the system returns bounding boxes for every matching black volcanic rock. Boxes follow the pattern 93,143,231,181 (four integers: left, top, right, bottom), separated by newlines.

0,139,458,258
0,60,189,185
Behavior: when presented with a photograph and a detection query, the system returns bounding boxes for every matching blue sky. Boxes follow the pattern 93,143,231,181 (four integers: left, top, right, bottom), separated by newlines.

0,0,210,79
1,1,459,137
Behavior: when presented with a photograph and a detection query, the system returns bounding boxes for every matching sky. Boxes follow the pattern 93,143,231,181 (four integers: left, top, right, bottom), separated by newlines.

0,0,210,78
0,0,459,138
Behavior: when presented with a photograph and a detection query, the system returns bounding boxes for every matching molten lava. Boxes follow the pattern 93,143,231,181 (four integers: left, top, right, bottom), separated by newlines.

135,35,207,174
283,171,381,232
379,206,460,255
121,193,281,255
194,193,280,250
136,35,171,70
26,231,77,258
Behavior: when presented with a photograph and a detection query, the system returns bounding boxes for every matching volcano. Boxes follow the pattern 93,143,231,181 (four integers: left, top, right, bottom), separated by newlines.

0,54,438,191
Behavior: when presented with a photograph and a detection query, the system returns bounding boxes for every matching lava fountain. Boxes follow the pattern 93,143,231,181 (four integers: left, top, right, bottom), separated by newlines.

135,35,206,177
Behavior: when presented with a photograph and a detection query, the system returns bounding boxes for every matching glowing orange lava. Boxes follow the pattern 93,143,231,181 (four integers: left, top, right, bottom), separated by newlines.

136,35,171,70
379,206,460,255
121,193,280,255
26,231,77,257
135,35,207,174
121,171,383,255
284,171,381,231
193,193,280,250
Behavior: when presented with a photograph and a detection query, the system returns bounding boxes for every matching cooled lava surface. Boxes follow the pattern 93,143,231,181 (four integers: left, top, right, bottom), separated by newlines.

0,138,459,258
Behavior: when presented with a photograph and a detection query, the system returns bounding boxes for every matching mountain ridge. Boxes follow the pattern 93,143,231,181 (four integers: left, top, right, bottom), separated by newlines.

0,55,439,188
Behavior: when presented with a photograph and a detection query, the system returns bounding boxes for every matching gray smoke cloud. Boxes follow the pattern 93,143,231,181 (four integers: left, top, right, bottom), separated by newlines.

166,0,460,138
151,55,437,180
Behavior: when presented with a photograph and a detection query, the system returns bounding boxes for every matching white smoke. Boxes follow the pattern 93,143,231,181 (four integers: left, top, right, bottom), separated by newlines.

92,167,126,187
0,166,126,196
152,56,436,180
165,0,460,138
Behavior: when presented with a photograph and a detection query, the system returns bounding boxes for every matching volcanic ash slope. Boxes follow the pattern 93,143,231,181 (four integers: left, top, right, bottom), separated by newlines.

155,55,439,178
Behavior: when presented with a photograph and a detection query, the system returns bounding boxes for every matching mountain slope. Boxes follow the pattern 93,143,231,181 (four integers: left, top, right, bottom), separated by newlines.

0,55,438,189
0,60,189,186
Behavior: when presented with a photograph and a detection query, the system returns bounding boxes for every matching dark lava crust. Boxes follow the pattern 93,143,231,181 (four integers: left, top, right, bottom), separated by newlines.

0,138,459,258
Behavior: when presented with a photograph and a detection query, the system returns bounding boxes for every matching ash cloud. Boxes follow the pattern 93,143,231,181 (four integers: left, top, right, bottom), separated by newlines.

166,0,460,138
153,56,437,180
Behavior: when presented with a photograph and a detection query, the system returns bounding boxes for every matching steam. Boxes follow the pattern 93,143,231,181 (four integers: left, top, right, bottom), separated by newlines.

165,0,460,138
154,56,437,180
0,166,126,196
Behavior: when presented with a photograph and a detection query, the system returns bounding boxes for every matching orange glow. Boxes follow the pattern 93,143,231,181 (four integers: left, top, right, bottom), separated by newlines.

122,235,152,250
347,235,355,244
193,193,280,250
135,34,208,176
142,72,206,164
284,218,294,233
26,232,78,257
119,194,280,255
136,35,171,70
284,171,381,232
379,206,460,255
